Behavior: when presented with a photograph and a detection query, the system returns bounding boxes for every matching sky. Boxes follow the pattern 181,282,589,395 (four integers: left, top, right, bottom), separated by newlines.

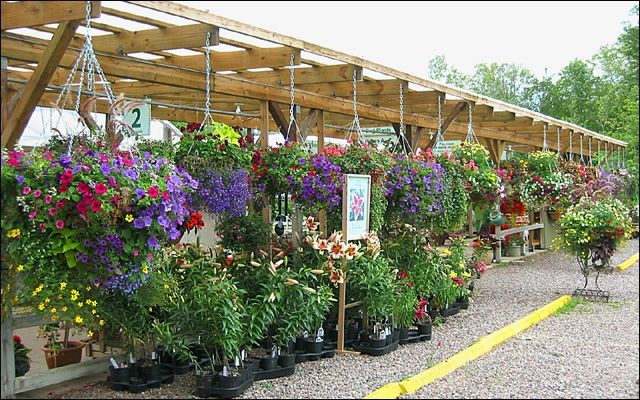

178,1,637,79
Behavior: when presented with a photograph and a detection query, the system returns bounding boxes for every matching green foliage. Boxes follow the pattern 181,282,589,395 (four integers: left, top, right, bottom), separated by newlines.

216,213,272,253
347,253,397,322
393,284,417,328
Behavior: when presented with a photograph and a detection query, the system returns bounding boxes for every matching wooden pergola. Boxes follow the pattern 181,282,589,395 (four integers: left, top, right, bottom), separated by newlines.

0,1,628,161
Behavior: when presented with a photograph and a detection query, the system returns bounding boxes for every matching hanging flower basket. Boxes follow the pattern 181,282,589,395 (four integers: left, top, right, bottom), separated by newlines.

43,341,85,369
548,210,563,222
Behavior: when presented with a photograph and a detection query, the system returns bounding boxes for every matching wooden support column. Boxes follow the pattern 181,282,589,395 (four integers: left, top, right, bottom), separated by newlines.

1,309,15,399
315,109,328,238
1,57,8,130
427,101,467,148
260,100,272,227
2,20,80,148
412,127,424,153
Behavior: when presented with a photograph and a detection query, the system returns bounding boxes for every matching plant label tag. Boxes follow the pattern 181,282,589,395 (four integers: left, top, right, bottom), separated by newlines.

373,325,378,334
151,352,157,360
317,327,324,338
110,358,119,369
241,350,246,360
379,331,386,340
222,366,228,376
235,356,240,368
303,330,309,338
198,335,201,344
272,345,278,357
129,353,135,364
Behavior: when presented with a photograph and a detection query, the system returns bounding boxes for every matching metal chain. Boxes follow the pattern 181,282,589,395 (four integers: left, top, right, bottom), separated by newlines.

399,83,404,136
347,68,362,142
285,53,302,142
597,140,601,166
433,95,444,148
199,31,214,130
588,136,593,167
579,134,584,164
569,131,573,161
465,102,478,143
557,127,561,157
542,124,548,152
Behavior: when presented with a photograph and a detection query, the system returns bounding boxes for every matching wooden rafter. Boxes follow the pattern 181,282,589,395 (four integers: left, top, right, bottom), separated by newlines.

236,64,362,86
427,101,467,148
1,1,100,31
1,20,80,148
161,47,301,71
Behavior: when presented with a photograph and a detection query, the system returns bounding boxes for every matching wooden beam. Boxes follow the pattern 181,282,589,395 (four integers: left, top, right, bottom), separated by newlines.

129,0,626,147
1,20,80,149
1,57,8,129
237,64,362,86
91,24,219,55
412,127,424,151
161,47,300,71
427,101,467,147
300,108,320,140
268,100,290,137
1,1,100,31
297,79,406,97
357,91,444,107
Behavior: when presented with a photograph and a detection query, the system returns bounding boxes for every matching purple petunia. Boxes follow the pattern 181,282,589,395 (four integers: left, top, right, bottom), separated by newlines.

147,236,159,250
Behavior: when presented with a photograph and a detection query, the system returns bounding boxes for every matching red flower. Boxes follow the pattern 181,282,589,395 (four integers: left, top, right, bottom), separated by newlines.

148,186,159,198
91,200,102,212
58,185,69,193
77,182,91,194
95,183,108,195
56,199,67,209
397,271,409,280
77,201,89,214
82,192,94,202
13,335,21,343
60,169,74,185
55,220,65,229
451,277,465,285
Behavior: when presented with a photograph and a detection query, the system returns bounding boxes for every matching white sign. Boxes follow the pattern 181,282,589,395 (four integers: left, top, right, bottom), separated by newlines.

342,174,371,242
124,100,151,137
431,140,461,155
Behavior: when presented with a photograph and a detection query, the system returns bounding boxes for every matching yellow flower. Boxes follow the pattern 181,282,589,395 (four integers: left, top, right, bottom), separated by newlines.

44,297,50,303
6,229,21,238
57,294,62,300
141,266,149,274
38,303,45,311
461,272,472,278
450,272,458,278
16,265,24,272
149,307,153,312
60,282,67,290
163,284,169,290
442,249,452,256
62,306,68,312
125,214,134,222
87,331,93,338
99,319,105,326
91,309,97,315
50,307,57,313
51,315,58,321
77,302,84,308
85,286,91,292
70,294,78,301
74,315,83,324
458,262,465,269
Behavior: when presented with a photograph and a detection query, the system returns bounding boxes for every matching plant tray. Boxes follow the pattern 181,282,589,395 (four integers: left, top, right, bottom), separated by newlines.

253,364,296,381
196,375,255,399
352,340,399,356
294,347,336,363
399,330,430,345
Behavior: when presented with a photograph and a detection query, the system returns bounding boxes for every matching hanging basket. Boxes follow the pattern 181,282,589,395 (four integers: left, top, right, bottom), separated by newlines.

488,210,505,225
548,211,562,222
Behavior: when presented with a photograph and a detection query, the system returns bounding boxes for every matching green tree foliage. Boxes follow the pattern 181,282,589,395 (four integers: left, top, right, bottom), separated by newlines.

426,5,639,206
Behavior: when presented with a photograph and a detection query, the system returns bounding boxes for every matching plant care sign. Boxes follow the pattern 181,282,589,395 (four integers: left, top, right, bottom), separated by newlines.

124,99,151,137
342,174,371,241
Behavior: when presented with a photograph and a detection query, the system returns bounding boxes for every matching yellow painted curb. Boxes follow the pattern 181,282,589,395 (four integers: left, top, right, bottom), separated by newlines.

364,295,572,398
364,382,404,399
616,252,639,271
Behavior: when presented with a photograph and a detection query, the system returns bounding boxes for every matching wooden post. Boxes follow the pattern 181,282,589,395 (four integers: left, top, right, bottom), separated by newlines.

1,57,8,130
495,224,502,263
316,110,328,238
1,308,15,399
540,207,548,249
336,259,347,352
467,202,475,237
259,100,272,227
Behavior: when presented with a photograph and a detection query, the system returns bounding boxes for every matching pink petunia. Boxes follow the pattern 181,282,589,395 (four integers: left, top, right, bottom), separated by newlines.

33,189,41,198
60,170,73,185
147,254,153,260
77,182,90,194
82,193,94,202
44,195,52,204
91,200,102,212
94,183,108,195
28,212,37,219
22,187,31,195
55,220,64,229
76,201,89,214
147,186,159,198
48,208,57,216
133,250,139,256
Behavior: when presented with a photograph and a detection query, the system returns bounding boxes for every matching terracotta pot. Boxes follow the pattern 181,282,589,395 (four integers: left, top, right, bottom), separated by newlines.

43,341,85,369
548,211,562,222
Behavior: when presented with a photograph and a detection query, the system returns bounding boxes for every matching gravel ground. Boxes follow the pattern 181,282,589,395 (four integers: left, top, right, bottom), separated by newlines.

50,241,639,399
408,240,639,399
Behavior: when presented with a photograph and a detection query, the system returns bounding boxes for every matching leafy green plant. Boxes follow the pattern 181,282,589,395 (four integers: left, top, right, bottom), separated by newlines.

216,213,272,253
393,285,417,328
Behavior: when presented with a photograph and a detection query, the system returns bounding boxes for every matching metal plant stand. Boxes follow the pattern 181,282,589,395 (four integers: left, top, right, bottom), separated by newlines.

572,253,610,302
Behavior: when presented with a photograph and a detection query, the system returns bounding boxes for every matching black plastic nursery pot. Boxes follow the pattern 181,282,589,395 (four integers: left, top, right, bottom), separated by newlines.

417,321,432,336
295,337,306,352
441,305,460,317
455,296,470,310
218,369,248,389
428,309,439,321
367,337,387,349
399,327,410,340
346,326,359,342
259,356,279,371
277,354,296,368
141,364,162,388
392,330,400,343
244,358,260,375
109,366,130,390
385,334,393,346
303,338,324,354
